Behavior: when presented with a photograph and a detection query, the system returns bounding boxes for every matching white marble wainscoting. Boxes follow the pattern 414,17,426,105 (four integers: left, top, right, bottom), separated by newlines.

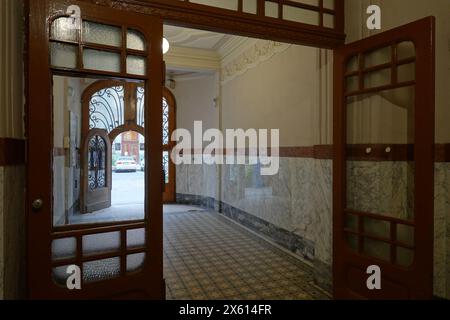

435,163,450,298
346,161,414,220
0,167,4,299
175,157,450,298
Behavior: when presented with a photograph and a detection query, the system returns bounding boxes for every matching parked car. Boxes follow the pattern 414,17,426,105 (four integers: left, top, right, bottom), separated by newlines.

115,157,137,173
140,159,145,171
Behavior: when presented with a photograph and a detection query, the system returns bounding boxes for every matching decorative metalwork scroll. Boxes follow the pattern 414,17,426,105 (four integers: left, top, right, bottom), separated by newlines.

162,97,169,145
136,86,145,128
89,86,125,133
88,135,107,191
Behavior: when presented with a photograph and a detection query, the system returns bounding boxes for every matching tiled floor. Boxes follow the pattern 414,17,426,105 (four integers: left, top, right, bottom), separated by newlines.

164,205,329,300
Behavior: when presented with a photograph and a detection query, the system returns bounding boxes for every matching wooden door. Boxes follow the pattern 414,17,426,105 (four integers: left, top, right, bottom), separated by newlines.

81,129,112,213
26,0,164,299
333,17,435,299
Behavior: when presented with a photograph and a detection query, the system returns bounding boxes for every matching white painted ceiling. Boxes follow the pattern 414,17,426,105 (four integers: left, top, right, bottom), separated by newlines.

163,25,231,51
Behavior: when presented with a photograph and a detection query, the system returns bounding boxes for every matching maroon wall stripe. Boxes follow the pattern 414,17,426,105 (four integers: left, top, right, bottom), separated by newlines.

2,142,449,165
0,138,26,166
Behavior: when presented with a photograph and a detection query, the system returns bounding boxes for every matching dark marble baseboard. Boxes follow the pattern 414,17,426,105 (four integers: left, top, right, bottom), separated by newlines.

219,202,315,262
176,193,221,212
313,259,333,293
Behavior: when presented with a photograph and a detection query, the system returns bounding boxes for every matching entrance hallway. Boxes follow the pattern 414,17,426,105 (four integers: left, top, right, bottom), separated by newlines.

164,205,329,300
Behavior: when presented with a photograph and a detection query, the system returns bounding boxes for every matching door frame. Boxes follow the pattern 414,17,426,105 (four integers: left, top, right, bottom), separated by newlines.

26,0,164,299
333,17,435,299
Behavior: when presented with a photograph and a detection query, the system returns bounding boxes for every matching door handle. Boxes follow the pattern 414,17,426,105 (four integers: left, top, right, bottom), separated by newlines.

32,199,44,211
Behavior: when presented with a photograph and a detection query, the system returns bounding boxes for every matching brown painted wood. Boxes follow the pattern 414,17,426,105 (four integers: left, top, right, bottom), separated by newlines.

78,0,345,49
333,17,435,300
26,0,164,299
0,138,26,166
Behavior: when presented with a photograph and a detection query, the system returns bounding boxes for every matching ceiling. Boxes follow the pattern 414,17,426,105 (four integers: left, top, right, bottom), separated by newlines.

163,25,232,51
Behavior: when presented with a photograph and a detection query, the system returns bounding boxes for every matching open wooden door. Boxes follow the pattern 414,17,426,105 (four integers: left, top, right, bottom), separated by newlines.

26,0,165,299
333,17,435,299
81,129,112,214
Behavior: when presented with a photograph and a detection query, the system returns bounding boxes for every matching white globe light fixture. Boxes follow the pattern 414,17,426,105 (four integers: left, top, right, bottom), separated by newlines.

163,38,170,54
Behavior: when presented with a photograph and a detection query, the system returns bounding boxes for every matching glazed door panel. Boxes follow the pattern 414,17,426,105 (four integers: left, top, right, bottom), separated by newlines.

27,0,164,299
333,17,435,299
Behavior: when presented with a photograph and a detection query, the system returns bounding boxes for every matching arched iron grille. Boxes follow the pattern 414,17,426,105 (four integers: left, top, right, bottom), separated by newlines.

136,87,170,146
88,135,107,191
162,97,169,145
89,86,125,133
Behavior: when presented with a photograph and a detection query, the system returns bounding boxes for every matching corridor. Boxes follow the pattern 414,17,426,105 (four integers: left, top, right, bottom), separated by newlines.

164,205,329,300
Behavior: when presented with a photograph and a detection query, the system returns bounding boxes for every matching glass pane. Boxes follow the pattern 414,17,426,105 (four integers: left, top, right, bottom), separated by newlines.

127,29,146,51
265,1,278,18
88,135,107,191
127,253,146,273
363,238,390,262
136,86,145,127
127,228,145,249
323,0,334,9
83,257,120,283
397,224,414,247
283,6,319,25
397,247,414,267
397,41,415,60
52,265,72,287
346,86,415,220
190,0,238,10
346,75,359,93
364,46,391,69
346,233,358,251
84,49,121,73
83,231,120,256
323,14,334,28
397,63,415,83
163,151,169,184
363,217,390,240
51,17,78,42
52,76,147,226
127,55,146,76
163,98,169,145
89,86,125,133
346,55,359,73
52,238,77,261
243,0,257,14
83,21,122,47
364,68,391,89
345,214,358,231
50,43,77,69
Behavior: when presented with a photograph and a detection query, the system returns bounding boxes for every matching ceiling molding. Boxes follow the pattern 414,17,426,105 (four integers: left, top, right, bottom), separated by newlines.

221,40,292,85
165,46,221,71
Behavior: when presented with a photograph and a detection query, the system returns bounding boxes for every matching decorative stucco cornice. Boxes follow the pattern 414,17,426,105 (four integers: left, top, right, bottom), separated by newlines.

220,39,292,85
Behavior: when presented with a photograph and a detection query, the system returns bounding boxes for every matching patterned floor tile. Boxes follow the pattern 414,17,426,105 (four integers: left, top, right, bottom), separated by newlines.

164,206,329,300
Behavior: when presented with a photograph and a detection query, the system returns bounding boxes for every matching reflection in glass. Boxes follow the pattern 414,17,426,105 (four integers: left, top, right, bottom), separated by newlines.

163,98,170,145
89,86,125,133
88,135,107,191
346,86,415,220
52,76,146,226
